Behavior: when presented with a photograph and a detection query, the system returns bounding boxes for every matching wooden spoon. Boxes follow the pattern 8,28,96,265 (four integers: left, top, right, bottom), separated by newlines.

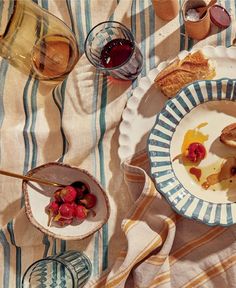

0,169,65,187
196,0,217,19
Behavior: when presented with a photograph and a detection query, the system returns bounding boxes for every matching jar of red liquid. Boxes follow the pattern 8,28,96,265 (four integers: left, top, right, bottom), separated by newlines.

152,0,179,21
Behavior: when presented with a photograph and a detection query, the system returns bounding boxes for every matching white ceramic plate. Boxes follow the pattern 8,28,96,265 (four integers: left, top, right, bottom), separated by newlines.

118,46,236,161
148,78,236,226
23,162,110,240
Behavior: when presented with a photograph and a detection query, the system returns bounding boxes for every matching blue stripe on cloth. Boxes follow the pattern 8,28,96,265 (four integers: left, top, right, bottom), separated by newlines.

42,235,50,258
225,0,232,48
41,0,48,9
30,79,39,169
66,0,75,34
75,0,85,55
99,75,108,271
85,0,92,33
187,37,194,51
0,60,8,163
149,3,155,70
22,76,32,176
7,222,21,288
0,0,3,24
52,81,69,163
92,74,99,276
0,230,10,288
131,0,139,90
179,0,185,51
139,0,146,77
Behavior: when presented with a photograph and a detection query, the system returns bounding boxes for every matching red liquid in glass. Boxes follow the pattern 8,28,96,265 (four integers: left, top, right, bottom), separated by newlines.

101,38,133,68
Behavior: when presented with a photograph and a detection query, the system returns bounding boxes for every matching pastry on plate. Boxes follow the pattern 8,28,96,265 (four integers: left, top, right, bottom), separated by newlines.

154,50,216,98
220,123,236,147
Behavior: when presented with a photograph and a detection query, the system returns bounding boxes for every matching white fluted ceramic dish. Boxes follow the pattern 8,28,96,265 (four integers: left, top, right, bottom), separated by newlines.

118,46,236,161
148,78,236,226
23,162,110,240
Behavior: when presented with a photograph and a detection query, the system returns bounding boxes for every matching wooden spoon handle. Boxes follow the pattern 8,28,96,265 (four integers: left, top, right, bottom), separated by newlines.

198,0,217,18
0,169,65,187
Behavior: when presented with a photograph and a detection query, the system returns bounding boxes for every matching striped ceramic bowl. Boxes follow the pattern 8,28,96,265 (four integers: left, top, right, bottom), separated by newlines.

148,78,236,226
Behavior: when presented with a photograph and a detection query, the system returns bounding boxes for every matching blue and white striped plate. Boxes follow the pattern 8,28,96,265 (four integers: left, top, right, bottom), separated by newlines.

148,78,236,226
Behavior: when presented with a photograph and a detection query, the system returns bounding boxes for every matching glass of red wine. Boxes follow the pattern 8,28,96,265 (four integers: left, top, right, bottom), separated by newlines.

84,21,143,80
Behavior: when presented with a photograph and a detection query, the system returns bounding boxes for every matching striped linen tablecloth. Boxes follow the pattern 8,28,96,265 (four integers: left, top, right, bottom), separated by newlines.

0,0,236,287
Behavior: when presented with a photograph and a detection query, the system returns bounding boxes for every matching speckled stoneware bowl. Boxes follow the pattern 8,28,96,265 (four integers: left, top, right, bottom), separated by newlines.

23,162,110,240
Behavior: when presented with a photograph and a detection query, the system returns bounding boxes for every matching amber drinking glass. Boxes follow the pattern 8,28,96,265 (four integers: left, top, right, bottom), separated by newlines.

0,0,79,81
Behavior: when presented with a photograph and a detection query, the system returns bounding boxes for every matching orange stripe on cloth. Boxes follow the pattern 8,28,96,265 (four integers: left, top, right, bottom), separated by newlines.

122,179,157,234
146,254,168,265
129,152,149,167
104,236,163,288
104,217,177,288
182,253,236,288
170,226,226,265
149,271,171,288
124,172,145,183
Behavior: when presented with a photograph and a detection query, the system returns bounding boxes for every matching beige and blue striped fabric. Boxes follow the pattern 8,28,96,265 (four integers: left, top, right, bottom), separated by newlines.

0,0,236,287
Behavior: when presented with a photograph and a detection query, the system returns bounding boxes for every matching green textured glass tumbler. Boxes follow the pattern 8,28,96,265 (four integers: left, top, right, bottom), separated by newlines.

22,250,92,288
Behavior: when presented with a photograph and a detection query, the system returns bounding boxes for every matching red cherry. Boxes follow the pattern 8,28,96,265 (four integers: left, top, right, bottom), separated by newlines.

58,203,74,219
74,205,88,220
60,186,77,203
186,142,206,163
72,181,90,199
80,193,97,209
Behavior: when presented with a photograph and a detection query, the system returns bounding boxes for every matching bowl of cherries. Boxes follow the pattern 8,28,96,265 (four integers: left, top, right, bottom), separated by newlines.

23,162,110,240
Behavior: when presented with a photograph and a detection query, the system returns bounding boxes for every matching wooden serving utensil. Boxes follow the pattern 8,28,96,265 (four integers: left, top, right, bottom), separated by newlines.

196,0,217,19
0,169,65,187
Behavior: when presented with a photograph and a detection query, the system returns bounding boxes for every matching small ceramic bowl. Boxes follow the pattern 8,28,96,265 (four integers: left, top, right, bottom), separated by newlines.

23,162,110,240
